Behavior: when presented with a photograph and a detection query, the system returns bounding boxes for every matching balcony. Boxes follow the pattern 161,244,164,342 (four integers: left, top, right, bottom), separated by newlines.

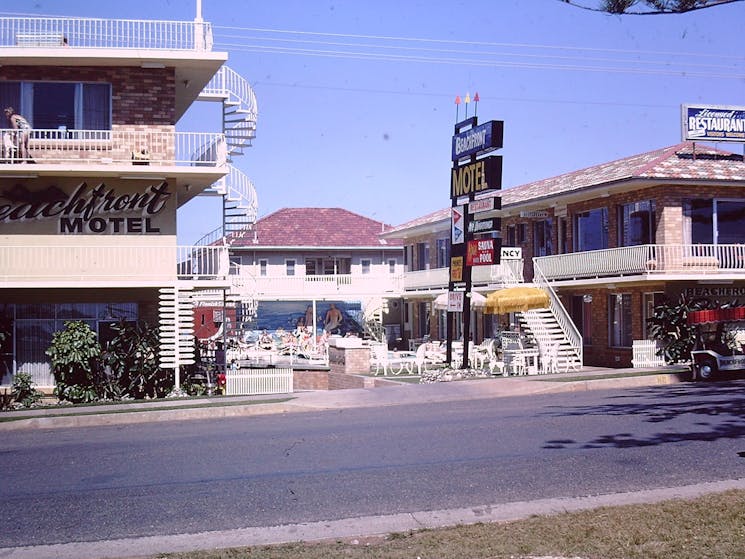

0,16,213,51
0,245,230,287
1,129,226,167
536,244,745,285
402,261,524,293
236,271,404,300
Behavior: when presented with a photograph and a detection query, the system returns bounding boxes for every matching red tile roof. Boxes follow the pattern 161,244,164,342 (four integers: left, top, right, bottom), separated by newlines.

502,142,745,205
229,207,402,248
386,142,745,234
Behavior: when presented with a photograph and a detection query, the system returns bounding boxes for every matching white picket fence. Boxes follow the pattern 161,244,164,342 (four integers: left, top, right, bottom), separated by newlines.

225,368,293,396
631,340,666,368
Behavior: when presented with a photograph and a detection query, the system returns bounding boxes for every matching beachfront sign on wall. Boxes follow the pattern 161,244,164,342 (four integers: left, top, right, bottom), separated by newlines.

451,119,504,161
681,104,745,142
0,179,174,234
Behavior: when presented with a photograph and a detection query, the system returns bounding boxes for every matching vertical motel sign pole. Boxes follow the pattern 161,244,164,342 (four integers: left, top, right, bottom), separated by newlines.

448,116,504,368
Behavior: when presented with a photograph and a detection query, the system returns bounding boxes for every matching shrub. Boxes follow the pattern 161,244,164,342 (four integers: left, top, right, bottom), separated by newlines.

46,320,102,403
10,372,43,408
103,320,171,399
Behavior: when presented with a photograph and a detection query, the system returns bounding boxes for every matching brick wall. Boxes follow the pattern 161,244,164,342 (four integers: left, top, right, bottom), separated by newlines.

0,66,175,124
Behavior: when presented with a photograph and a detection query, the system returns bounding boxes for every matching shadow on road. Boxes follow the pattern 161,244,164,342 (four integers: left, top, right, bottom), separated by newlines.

541,379,745,450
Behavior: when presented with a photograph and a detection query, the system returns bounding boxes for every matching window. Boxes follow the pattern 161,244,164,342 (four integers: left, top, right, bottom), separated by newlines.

259,259,267,277
507,225,516,247
416,242,430,271
285,259,296,276
361,259,371,275
517,223,527,244
618,201,656,246
683,198,745,244
532,219,553,257
574,208,608,251
0,81,112,131
388,259,397,274
558,217,568,254
435,238,450,268
608,293,632,347
305,259,317,276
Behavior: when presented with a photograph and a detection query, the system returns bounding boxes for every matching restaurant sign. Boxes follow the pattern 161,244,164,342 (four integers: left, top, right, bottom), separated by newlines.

682,104,745,142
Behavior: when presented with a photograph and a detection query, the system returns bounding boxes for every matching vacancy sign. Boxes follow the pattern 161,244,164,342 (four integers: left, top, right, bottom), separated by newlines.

466,238,495,266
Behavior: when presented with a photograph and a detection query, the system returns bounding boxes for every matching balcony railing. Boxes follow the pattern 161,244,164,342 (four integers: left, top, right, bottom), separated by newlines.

0,16,213,50
243,272,404,298
1,129,226,167
0,245,229,283
402,261,524,292
536,244,745,282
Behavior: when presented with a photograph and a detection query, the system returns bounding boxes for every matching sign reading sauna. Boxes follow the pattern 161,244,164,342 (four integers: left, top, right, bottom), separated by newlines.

0,180,173,234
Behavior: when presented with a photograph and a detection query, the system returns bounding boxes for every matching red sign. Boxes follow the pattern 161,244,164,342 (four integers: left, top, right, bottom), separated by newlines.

466,239,495,266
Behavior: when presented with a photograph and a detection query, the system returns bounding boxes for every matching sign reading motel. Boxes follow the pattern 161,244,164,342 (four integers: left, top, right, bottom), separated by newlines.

451,155,502,198
451,119,504,161
682,104,745,142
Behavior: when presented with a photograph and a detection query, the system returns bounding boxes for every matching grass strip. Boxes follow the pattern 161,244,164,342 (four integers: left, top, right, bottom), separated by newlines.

152,489,745,559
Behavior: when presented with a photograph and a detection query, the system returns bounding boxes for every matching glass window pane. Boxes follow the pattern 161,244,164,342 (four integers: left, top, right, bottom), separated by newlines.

58,303,98,319
33,82,75,129
16,304,55,319
16,319,56,386
575,209,608,251
716,200,745,244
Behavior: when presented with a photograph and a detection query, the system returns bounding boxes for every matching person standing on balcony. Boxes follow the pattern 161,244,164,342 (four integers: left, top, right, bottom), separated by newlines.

4,107,31,162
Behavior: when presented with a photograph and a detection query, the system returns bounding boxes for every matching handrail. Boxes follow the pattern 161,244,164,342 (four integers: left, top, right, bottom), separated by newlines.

203,66,258,122
536,244,745,281
1,128,226,166
531,260,583,366
0,16,213,50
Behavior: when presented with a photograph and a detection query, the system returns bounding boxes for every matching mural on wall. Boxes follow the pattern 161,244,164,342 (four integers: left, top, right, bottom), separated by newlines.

0,178,176,235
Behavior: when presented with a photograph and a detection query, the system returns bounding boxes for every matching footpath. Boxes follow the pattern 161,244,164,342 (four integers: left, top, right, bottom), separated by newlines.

0,365,691,430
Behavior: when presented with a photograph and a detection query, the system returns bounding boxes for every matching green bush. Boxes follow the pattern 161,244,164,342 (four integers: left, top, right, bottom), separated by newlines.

46,320,102,403
103,320,170,399
10,372,43,408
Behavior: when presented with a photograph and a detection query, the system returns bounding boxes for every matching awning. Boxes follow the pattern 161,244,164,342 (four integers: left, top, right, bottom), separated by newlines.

687,307,745,325
484,286,550,315
433,291,486,311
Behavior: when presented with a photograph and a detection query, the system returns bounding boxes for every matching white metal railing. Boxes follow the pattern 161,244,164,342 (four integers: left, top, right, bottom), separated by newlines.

0,16,213,50
244,272,404,298
203,66,259,123
536,244,745,281
531,261,583,367
403,261,523,291
1,128,226,166
0,245,230,282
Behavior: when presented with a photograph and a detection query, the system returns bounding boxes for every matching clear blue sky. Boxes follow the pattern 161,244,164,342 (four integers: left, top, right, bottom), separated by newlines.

5,0,744,245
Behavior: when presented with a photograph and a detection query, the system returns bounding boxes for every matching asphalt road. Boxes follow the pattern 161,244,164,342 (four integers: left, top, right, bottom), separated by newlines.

1,380,744,549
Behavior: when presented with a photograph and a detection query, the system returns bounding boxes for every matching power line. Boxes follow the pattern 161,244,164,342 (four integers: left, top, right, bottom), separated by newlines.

216,42,743,80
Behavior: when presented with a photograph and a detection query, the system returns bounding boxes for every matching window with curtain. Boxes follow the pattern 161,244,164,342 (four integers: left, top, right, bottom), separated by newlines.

0,81,111,131
618,201,656,246
416,242,430,271
361,259,371,275
532,219,553,257
683,198,745,244
435,238,449,268
574,208,608,251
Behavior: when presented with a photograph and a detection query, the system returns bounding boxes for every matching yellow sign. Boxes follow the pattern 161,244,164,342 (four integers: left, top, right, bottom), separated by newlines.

450,256,463,282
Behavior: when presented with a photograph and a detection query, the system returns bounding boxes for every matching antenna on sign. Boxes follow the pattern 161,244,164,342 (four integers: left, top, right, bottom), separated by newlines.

464,92,471,118
473,92,480,117
454,95,461,123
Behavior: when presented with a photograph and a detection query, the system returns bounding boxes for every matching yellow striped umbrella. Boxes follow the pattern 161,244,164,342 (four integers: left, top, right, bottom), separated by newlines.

485,286,550,314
